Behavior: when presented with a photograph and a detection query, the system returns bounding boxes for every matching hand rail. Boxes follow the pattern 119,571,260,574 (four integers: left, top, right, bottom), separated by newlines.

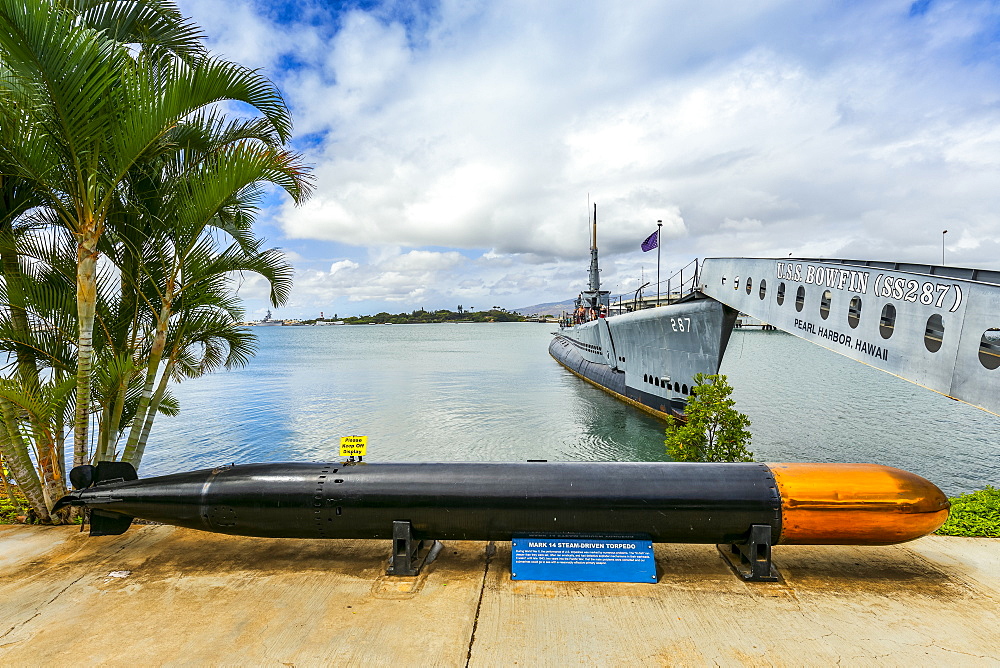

661,258,700,306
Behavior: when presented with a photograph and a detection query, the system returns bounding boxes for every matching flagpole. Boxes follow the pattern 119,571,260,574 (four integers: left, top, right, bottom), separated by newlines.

656,220,662,306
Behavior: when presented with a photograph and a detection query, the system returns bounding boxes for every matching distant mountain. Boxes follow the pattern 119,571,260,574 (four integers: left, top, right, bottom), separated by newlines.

517,293,634,316
514,299,575,317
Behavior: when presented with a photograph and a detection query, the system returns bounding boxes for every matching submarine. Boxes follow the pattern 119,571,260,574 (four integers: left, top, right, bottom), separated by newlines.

549,205,738,420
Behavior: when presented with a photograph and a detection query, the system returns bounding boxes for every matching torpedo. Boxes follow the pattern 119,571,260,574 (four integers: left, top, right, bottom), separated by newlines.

53,460,949,546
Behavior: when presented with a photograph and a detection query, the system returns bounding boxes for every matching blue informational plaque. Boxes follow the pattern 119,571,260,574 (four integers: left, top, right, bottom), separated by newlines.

510,532,656,583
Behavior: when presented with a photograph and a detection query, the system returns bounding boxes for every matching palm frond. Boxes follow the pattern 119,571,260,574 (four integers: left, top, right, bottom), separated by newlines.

67,0,207,65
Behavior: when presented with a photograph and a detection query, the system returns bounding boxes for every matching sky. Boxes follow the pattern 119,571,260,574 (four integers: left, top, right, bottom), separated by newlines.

175,0,1000,319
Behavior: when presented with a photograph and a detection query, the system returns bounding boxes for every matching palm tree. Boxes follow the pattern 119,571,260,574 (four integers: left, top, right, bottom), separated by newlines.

0,168,51,515
0,0,309,520
110,113,307,466
0,0,293,470
0,219,79,515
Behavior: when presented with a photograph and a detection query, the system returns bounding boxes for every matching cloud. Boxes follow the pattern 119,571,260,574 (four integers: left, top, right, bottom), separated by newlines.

328,259,359,274
177,0,301,70
721,218,765,232
177,0,1000,315
289,249,467,305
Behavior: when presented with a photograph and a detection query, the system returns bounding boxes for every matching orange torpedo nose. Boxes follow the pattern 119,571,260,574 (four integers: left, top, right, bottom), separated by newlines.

767,463,950,545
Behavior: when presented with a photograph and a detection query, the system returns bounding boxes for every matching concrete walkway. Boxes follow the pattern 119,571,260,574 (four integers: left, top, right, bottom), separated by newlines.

1,525,998,666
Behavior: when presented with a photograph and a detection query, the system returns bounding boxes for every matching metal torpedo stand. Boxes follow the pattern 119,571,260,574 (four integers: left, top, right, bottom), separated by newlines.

717,524,779,582
387,520,442,576
391,525,777,582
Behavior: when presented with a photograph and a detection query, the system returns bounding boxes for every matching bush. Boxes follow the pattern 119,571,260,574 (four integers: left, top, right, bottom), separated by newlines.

935,486,1000,537
1,495,26,524
666,373,754,462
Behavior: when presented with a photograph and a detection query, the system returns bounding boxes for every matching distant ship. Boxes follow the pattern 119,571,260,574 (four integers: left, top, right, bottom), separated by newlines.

255,309,284,326
549,207,737,419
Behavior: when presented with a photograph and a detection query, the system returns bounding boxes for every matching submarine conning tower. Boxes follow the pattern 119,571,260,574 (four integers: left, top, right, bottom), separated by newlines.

576,203,610,318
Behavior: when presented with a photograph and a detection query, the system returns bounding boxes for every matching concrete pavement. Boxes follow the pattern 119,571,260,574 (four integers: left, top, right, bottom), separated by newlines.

1,525,998,666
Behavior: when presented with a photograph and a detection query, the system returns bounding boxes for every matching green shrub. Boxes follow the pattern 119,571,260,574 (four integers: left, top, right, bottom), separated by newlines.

1,496,25,524
665,373,754,463
935,486,1000,537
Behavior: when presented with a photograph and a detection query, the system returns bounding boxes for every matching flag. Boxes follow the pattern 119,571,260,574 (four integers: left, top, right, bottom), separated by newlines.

641,230,658,252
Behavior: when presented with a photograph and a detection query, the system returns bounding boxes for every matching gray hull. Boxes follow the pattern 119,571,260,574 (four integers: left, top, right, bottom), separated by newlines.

549,294,738,419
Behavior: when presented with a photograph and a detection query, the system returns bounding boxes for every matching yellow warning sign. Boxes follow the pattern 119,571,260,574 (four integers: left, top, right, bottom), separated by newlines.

339,435,367,457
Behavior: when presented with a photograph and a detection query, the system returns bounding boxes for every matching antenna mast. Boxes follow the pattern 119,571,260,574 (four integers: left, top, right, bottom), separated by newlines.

588,203,600,292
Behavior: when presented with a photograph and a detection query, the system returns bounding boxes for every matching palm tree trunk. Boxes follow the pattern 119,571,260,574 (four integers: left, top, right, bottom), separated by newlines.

122,302,170,464
0,396,49,520
94,403,112,462
36,431,65,514
102,379,130,461
74,234,100,467
54,369,66,480
129,355,175,469
0,454,18,507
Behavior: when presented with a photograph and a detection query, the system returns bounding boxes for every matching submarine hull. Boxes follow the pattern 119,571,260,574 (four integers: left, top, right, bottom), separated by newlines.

550,295,739,419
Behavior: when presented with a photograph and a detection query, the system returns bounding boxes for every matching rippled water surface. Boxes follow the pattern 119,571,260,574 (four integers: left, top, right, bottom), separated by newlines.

143,323,998,495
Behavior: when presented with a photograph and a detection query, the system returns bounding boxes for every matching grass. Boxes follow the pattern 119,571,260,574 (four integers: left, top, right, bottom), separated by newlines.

935,486,1000,537
1,488,82,525
1,490,28,524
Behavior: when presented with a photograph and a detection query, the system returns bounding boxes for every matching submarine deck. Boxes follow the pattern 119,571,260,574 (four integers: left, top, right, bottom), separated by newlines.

1,525,997,666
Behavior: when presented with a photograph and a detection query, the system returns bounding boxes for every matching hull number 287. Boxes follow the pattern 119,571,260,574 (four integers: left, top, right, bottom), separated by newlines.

670,317,691,332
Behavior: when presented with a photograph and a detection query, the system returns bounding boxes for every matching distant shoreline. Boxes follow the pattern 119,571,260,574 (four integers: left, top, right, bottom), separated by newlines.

243,308,558,327
243,319,555,326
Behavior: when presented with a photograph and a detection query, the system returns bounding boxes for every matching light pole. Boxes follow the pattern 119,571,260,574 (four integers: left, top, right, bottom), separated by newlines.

656,220,662,306
942,230,948,265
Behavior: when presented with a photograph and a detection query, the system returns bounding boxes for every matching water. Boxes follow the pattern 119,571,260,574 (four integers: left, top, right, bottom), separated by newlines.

142,323,999,496
721,331,999,496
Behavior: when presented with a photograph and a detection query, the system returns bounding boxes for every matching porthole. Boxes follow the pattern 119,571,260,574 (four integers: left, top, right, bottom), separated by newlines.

979,330,1000,370
682,384,689,395
745,278,753,295
674,382,680,392
759,279,767,300
879,304,896,339
655,377,660,387
643,374,648,383
924,314,944,353
795,286,805,312
777,282,785,306
848,296,862,329
819,290,832,320
734,276,740,291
